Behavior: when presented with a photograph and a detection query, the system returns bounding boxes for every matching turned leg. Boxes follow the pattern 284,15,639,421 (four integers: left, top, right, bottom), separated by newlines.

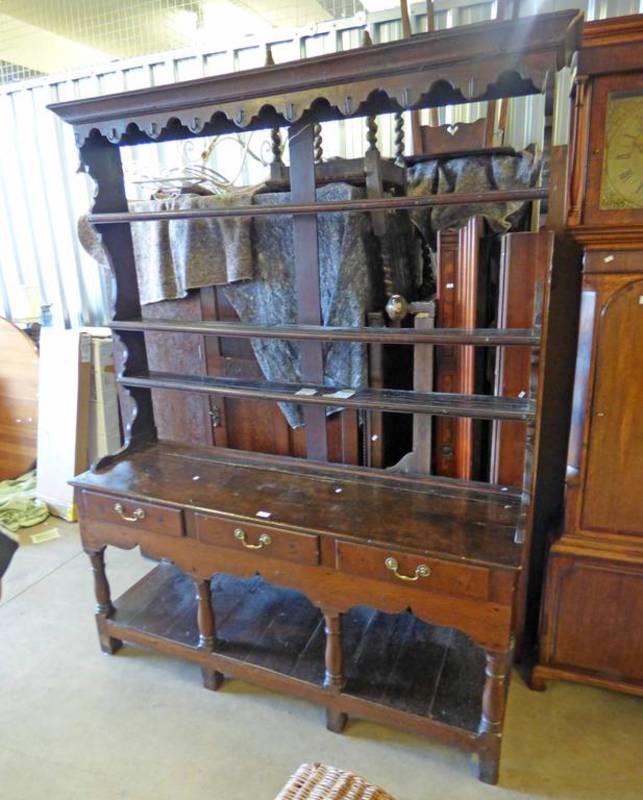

87,548,122,655
323,610,347,733
477,649,511,785
195,578,223,691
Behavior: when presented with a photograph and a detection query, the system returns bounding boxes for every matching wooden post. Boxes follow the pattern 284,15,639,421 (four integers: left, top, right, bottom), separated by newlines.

80,134,156,467
323,610,347,733
389,300,436,475
194,577,223,691
86,547,122,655
289,121,328,461
478,649,510,784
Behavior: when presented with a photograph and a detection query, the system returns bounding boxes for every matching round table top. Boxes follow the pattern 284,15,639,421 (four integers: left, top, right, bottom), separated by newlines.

0,318,39,480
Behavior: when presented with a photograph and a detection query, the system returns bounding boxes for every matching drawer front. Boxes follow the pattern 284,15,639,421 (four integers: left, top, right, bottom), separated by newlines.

336,541,489,600
80,491,184,538
195,513,320,566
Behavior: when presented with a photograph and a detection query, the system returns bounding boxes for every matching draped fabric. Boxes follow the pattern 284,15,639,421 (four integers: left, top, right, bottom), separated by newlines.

79,182,417,427
406,149,540,238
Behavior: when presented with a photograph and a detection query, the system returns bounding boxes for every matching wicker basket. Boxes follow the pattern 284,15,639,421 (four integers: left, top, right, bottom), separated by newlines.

274,763,397,800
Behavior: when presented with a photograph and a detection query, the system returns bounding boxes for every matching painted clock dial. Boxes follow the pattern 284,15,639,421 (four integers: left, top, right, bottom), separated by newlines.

600,90,643,209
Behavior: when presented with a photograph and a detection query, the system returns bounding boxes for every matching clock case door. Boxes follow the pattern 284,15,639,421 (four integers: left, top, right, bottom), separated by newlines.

583,72,643,227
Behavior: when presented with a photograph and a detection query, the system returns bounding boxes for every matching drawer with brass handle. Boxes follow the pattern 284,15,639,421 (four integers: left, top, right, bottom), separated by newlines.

80,490,184,537
194,513,319,565
336,541,490,599
384,556,431,582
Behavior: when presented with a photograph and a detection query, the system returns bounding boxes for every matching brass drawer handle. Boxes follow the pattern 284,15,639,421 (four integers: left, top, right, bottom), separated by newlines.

113,502,145,522
385,556,431,582
234,528,272,550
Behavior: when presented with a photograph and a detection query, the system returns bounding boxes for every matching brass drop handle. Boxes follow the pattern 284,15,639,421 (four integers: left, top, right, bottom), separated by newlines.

385,556,431,582
234,528,271,550
114,503,145,522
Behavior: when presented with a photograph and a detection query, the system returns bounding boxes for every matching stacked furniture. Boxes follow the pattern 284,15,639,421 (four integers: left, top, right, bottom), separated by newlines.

532,14,643,697
51,10,582,783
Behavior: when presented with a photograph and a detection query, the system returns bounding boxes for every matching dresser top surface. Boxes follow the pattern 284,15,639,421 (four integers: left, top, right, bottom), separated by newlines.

72,441,523,570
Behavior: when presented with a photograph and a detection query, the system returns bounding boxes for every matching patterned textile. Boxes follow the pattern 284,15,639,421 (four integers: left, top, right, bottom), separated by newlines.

225,183,404,427
79,183,416,428
406,149,540,237
79,187,258,303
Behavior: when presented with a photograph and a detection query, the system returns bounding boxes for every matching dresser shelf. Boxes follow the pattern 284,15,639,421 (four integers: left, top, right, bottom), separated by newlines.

120,371,535,421
110,319,541,347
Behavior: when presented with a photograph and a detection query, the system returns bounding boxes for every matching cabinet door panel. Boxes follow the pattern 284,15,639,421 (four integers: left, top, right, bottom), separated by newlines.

547,557,643,680
582,278,643,535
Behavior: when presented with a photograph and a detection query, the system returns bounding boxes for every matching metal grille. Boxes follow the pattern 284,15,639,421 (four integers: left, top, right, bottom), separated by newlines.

0,0,365,85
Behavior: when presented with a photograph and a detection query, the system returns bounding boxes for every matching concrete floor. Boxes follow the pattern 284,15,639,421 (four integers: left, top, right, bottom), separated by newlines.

1,519,641,800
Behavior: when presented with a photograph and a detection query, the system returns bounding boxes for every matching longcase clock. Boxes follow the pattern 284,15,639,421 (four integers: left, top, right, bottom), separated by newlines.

532,14,643,696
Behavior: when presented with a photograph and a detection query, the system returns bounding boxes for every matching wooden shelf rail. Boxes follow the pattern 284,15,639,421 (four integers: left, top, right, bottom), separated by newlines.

119,370,535,421
88,188,548,224
110,320,541,346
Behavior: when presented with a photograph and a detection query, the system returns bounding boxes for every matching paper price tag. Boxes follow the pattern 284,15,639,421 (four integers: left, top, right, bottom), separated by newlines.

322,389,355,400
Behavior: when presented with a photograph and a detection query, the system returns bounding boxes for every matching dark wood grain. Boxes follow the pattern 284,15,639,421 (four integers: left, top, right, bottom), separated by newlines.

119,370,535,421
49,10,582,145
107,563,491,732
289,120,328,461
54,11,584,784
535,15,643,699
73,441,522,567
87,189,549,225
111,319,541,346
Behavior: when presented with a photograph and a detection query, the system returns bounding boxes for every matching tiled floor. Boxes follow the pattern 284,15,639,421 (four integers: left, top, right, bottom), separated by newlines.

1,519,641,800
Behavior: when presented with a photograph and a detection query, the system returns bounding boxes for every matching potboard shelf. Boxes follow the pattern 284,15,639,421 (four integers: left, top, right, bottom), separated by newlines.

108,564,486,736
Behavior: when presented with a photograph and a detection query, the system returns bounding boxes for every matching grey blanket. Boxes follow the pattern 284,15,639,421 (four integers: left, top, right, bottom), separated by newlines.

79,188,258,303
407,150,540,238
226,183,409,426
80,183,416,428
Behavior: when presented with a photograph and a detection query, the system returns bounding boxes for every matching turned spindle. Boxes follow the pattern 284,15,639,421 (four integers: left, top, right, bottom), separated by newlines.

313,122,323,163
477,649,510,784
366,116,378,153
394,112,405,166
194,577,223,690
271,126,283,166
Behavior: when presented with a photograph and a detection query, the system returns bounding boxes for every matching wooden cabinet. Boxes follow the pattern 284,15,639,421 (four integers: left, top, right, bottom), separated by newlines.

533,15,643,697
538,553,643,691
51,9,583,784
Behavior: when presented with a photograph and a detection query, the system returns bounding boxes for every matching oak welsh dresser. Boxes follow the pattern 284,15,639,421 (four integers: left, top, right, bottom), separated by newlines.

50,10,583,783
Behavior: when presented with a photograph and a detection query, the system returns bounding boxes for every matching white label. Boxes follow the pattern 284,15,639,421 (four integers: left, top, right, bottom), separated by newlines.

295,388,317,396
322,389,355,400
639,296,643,305
256,510,272,519
30,528,61,544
